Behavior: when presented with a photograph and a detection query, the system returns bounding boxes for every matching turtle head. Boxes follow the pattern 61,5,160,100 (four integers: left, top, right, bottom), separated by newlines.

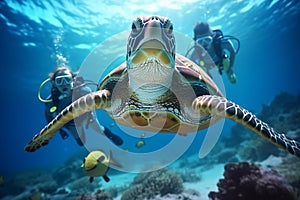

126,16,175,90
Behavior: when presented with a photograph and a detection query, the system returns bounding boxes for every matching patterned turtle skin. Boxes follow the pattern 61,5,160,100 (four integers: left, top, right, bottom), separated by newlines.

25,16,300,158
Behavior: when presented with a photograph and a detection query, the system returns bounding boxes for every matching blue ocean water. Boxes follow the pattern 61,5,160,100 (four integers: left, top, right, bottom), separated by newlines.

1,0,300,178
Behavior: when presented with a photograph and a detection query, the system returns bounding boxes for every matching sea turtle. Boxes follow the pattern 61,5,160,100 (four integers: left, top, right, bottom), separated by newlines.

25,16,300,158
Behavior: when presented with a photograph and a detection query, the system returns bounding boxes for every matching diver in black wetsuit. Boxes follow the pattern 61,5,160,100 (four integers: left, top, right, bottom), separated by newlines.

186,21,240,84
42,66,123,146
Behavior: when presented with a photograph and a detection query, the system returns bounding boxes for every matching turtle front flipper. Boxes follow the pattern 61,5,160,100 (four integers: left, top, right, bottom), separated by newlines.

192,95,300,158
24,90,111,152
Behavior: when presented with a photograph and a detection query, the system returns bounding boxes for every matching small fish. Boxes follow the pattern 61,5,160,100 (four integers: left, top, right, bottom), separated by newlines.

81,150,122,183
135,140,145,148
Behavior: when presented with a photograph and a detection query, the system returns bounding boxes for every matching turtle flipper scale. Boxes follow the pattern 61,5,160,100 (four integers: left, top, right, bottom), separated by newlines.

24,90,111,152
192,95,300,158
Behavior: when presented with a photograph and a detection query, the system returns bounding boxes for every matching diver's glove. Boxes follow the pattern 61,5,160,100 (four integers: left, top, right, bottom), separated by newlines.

59,129,69,140
103,127,123,146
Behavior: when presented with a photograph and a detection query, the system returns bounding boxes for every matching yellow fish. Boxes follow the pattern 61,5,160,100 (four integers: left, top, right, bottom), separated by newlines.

81,150,122,183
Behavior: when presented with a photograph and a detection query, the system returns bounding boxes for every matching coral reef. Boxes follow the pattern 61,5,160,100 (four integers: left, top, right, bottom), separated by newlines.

67,176,99,195
274,156,300,194
74,189,112,200
52,155,84,186
208,162,296,200
238,136,281,161
121,168,184,200
0,169,58,198
178,169,201,183
260,92,300,133
105,185,128,198
150,189,200,200
222,121,281,162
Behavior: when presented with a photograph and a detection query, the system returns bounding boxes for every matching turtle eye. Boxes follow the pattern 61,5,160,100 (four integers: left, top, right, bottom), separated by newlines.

164,19,173,35
131,17,143,35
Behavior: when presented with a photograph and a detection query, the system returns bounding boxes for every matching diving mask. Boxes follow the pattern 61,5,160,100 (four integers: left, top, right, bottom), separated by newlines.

55,74,73,86
195,35,213,48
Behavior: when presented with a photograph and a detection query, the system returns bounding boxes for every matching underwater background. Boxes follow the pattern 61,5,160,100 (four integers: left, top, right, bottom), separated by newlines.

1,0,300,199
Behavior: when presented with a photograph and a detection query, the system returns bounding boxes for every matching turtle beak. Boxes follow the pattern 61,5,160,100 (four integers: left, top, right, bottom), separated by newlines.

128,39,173,68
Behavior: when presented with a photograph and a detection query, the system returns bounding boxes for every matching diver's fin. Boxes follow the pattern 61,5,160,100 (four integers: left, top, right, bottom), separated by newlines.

103,175,110,182
89,177,94,183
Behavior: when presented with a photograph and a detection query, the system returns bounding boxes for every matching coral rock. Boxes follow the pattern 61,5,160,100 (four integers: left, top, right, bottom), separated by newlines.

75,189,112,200
121,168,183,200
208,162,296,200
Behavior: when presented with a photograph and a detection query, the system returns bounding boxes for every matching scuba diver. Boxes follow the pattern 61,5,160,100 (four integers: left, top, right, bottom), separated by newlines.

38,66,123,146
186,21,240,84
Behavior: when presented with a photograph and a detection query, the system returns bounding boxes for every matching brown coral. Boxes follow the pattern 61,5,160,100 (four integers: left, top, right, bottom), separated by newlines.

208,162,296,200
121,168,183,200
